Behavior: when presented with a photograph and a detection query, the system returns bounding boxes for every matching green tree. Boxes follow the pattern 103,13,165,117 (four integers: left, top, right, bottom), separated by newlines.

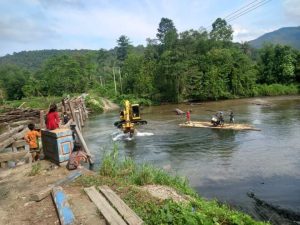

116,35,131,62
0,65,29,100
258,44,296,84
156,18,177,45
39,55,88,96
210,18,233,42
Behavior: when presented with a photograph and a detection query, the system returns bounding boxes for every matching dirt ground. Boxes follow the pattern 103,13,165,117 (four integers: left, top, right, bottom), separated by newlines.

0,160,106,225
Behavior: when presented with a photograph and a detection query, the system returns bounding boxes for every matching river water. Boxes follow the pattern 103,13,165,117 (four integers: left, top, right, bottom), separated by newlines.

82,96,300,224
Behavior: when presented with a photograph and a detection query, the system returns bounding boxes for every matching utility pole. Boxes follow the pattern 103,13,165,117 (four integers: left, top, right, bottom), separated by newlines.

118,67,123,94
113,66,117,95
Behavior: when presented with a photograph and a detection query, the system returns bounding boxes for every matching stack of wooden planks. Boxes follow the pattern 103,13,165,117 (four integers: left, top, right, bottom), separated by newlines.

84,186,144,225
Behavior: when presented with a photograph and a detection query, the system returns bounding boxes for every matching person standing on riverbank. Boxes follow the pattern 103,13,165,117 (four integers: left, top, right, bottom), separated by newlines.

46,104,60,130
25,123,41,162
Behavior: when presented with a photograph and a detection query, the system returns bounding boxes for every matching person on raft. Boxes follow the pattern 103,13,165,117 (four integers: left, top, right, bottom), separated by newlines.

186,110,192,123
229,111,234,123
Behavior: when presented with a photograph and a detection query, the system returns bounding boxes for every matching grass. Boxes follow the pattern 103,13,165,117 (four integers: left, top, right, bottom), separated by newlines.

253,84,299,96
77,146,269,225
28,162,42,176
1,96,61,110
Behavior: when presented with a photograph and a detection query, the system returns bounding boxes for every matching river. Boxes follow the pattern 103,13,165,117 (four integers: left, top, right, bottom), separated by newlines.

82,96,300,224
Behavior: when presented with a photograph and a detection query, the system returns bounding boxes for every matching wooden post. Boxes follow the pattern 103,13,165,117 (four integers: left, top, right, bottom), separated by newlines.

61,98,67,113
67,101,76,122
78,108,84,127
74,110,81,130
40,110,45,129
82,98,88,119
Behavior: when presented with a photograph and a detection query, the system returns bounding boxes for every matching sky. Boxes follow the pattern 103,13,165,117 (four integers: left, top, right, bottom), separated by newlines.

0,0,299,56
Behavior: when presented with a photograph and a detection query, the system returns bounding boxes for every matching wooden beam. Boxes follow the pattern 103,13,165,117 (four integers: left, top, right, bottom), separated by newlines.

52,186,75,225
0,150,28,163
84,186,127,225
30,170,82,202
74,125,93,165
12,140,28,152
99,185,144,225
0,128,29,151
0,125,24,143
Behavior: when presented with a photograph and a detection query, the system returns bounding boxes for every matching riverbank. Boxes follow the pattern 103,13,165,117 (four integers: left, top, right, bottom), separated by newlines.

1,95,299,224
0,151,268,225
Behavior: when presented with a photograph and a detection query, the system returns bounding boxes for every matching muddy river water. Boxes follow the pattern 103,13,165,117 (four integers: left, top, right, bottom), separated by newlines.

83,96,300,224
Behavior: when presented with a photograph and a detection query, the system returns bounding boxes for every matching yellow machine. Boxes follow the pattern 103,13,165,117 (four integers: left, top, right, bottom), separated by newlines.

114,100,147,137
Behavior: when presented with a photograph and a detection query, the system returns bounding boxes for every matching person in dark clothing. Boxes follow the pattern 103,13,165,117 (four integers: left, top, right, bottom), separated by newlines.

229,111,234,123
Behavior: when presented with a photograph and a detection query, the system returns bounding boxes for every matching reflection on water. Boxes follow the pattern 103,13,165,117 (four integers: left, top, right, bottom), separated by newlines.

83,96,300,224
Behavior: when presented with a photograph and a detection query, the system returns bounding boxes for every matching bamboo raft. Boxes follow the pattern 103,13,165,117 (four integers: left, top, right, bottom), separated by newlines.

179,121,261,131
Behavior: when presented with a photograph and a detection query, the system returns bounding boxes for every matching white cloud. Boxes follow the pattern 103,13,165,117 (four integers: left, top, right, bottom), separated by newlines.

51,7,156,41
232,24,274,42
283,0,300,23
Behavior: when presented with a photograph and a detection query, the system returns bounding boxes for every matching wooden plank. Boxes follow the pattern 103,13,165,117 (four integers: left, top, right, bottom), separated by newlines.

0,150,28,162
99,185,143,225
12,140,28,152
0,125,24,143
30,171,82,202
52,186,75,225
0,128,29,151
74,125,93,162
84,186,127,225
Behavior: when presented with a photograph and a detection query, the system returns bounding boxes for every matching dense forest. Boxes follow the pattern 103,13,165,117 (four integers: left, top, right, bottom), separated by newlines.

0,18,299,104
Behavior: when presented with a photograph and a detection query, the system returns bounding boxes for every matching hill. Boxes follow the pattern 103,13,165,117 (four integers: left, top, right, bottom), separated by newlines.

0,45,145,72
0,49,98,72
249,26,300,49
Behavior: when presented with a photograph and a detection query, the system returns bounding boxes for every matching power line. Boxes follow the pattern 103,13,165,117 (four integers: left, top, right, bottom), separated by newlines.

206,0,271,30
224,0,262,19
227,0,272,22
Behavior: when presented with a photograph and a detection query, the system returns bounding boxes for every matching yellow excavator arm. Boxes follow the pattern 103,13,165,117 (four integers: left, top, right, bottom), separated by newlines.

114,100,147,137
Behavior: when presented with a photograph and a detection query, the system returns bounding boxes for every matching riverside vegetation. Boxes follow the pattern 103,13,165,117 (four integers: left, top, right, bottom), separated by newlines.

0,18,299,107
76,146,268,225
